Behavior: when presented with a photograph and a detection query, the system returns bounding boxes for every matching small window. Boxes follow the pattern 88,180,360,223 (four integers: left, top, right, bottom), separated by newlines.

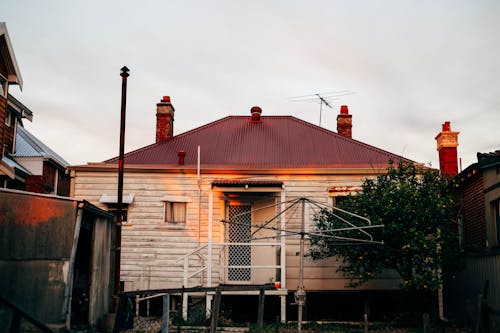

332,195,348,208
494,200,500,246
107,204,128,223
0,75,7,97
164,202,186,223
5,110,11,127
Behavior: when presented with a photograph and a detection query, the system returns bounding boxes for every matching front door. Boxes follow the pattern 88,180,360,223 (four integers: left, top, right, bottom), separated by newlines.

227,205,251,282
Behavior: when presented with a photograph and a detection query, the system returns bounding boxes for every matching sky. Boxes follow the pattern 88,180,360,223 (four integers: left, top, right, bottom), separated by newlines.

1,0,499,168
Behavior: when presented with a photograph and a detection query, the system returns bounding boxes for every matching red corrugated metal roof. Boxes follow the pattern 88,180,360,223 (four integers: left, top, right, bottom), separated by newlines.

105,115,413,169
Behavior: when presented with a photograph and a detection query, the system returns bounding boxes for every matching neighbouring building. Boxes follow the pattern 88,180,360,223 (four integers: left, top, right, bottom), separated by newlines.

445,149,500,324
0,22,70,195
70,96,419,322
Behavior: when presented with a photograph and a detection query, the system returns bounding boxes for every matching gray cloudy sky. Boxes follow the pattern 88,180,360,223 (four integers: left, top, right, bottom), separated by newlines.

2,0,499,168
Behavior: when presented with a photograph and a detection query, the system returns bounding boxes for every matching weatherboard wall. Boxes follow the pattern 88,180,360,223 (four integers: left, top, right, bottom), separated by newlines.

71,169,401,292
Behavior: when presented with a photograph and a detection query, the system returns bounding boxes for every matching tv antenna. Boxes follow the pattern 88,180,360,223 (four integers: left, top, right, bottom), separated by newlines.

288,90,355,126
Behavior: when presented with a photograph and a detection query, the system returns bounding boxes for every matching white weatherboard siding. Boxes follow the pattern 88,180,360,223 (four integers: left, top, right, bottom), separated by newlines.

71,170,401,292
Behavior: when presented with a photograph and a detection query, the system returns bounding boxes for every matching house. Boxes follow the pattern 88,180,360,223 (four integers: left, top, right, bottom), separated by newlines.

70,96,425,322
0,188,115,331
0,22,70,195
445,149,500,324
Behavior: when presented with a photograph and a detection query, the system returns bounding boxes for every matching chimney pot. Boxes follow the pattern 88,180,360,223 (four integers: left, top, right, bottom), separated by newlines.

162,96,171,103
442,121,451,131
340,105,349,115
178,150,186,165
251,106,262,121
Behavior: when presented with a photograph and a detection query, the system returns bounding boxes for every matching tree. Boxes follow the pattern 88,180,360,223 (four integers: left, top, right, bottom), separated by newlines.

309,161,463,292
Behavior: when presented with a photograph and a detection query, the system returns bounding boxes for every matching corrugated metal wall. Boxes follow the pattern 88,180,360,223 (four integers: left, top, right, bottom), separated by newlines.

446,254,500,323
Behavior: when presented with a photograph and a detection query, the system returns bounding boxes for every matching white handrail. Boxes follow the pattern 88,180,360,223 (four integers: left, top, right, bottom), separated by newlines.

175,244,208,263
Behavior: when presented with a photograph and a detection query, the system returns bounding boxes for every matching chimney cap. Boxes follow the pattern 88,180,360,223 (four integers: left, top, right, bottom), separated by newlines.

251,106,262,121
251,106,262,114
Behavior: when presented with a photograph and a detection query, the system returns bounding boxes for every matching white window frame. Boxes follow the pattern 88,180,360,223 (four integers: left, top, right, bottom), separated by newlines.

161,195,191,225
5,109,11,127
0,74,7,98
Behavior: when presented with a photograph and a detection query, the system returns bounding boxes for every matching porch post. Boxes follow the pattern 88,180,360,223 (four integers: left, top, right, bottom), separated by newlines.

206,189,214,318
280,190,286,323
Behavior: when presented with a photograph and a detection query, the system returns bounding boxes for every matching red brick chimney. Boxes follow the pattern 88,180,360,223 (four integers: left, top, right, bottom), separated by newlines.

336,105,352,138
435,121,459,177
156,96,175,143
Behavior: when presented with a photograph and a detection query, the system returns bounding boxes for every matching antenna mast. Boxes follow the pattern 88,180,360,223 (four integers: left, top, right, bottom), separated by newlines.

289,90,354,126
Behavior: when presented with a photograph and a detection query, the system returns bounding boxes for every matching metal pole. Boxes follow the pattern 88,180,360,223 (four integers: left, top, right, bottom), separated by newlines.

296,198,306,333
115,66,129,308
162,294,170,333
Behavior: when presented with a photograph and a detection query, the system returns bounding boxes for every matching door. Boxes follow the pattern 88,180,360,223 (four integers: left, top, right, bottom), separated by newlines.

227,205,251,282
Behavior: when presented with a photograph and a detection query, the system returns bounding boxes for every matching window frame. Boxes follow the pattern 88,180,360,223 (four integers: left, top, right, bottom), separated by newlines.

163,201,187,224
5,109,11,127
0,74,7,98
494,199,500,246
161,195,191,225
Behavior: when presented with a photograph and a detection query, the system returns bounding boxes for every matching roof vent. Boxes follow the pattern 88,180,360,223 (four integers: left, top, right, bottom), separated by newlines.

250,106,262,121
178,150,186,165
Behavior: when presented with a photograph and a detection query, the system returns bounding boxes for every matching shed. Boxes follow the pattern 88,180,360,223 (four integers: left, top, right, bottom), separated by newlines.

0,188,114,331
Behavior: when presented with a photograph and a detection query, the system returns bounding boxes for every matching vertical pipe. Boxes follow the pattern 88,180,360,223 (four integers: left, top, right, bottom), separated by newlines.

197,145,201,245
115,66,129,308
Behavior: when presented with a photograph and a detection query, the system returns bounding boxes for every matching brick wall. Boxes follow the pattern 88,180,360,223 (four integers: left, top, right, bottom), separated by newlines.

460,172,486,251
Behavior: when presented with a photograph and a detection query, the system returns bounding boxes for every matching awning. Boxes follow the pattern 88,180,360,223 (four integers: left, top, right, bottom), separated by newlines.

99,193,135,204
212,179,283,188
0,154,30,181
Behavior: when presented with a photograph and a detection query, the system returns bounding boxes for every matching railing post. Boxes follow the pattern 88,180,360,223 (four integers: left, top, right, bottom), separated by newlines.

182,289,188,320
182,258,189,320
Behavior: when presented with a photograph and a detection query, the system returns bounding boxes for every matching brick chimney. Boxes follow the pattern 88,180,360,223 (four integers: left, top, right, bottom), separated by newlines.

156,96,175,143
435,121,459,177
336,105,352,138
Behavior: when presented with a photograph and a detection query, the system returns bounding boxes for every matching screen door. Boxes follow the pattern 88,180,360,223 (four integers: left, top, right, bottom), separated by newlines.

227,205,251,282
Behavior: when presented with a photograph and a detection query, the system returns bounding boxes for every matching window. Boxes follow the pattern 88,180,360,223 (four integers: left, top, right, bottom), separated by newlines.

332,195,348,208
107,204,128,223
0,75,7,98
164,202,186,223
494,200,500,246
5,110,11,127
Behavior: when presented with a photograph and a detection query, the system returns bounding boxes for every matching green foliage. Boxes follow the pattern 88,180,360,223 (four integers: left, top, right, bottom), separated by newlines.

309,161,464,291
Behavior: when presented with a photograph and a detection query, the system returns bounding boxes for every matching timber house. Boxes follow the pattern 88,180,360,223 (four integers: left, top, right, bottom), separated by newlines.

70,97,415,321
